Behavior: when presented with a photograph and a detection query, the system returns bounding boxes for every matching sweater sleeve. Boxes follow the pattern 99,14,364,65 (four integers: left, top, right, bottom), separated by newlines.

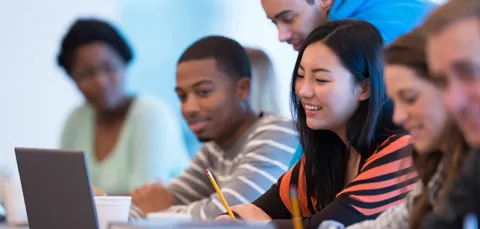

269,135,417,229
163,120,298,220
252,179,296,219
129,146,213,220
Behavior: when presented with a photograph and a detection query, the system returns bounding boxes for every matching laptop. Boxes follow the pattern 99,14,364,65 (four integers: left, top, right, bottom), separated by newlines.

15,147,98,229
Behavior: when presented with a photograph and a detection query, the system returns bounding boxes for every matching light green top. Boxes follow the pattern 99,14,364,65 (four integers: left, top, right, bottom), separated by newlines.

60,95,190,194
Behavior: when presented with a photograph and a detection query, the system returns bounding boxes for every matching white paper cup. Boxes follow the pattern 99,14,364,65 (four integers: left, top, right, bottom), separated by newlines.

3,181,28,225
94,196,131,229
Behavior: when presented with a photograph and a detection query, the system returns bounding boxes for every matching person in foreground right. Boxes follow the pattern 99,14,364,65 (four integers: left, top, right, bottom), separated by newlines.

418,0,480,228
341,28,469,229
217,19,416,229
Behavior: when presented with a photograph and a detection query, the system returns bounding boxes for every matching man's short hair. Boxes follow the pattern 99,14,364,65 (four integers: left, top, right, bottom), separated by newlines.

178,36,251,80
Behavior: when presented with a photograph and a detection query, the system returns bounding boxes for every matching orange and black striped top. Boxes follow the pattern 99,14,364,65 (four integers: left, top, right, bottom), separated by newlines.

252,134,417,229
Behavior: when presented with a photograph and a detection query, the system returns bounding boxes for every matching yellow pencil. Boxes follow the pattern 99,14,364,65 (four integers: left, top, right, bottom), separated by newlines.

205,168,236,220
290,186,303,229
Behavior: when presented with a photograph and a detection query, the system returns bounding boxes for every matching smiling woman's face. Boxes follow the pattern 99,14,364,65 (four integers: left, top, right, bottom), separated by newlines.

295,41,369,131
385,64,449,153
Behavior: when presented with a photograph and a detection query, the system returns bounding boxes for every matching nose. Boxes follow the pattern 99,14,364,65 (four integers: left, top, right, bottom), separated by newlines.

296,80,314,99
181,94,200,118
392,103,408,126
445,79,468,116
92,72,109,90
277,24,293,43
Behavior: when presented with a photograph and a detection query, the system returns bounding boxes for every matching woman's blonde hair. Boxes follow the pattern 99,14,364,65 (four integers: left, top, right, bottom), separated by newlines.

245,48,282,115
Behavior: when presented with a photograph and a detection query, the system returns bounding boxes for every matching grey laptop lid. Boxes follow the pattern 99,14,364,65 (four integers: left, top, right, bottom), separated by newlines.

14,147,98,229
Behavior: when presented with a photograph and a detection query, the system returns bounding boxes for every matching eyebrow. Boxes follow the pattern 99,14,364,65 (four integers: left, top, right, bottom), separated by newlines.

174,79,213,92
312,68,331,73
297,65,331,73
397,89,417,96
272,10,293,21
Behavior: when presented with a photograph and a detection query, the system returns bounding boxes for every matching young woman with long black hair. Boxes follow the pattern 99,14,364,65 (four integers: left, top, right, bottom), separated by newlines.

216,19,417,229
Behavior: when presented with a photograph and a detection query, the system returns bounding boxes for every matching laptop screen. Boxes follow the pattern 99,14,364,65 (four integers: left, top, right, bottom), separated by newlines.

15,148,98,229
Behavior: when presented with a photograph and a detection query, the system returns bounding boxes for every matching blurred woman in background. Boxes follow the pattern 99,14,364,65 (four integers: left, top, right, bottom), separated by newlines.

245,47,282,116
57,18,190,194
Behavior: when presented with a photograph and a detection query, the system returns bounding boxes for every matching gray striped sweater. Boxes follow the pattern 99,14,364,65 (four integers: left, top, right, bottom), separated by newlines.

130,113,298,220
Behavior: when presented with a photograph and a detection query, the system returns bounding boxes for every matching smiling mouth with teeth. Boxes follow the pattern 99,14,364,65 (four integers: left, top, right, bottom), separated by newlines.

305,104,322,111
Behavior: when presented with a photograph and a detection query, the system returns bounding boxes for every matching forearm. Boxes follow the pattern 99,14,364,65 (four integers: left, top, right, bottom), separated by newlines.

252,184,291,219
129,189,180,219
129,149,212,220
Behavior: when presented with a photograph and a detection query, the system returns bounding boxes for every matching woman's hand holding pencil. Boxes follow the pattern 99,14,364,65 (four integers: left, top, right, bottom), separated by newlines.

215,204,272,222
215,186,303,228
208,168,272,222
206,168,237,220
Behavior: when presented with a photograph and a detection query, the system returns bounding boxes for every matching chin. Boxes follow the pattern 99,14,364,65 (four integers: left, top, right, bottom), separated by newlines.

413,134,445,155
91,100,114,111
196,133,213,142
305,120,326,130
412,142,433,155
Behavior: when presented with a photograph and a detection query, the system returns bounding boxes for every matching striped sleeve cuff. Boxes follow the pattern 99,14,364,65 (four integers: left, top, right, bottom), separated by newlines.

129,204,147,220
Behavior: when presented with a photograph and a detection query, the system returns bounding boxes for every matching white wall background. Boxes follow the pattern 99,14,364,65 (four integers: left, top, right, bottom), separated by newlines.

0,0,122,176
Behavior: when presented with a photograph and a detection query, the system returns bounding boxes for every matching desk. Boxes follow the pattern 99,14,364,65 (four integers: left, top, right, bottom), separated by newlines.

0,224,28,229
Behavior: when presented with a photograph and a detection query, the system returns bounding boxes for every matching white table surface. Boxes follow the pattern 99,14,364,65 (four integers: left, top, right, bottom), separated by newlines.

0,224,28,229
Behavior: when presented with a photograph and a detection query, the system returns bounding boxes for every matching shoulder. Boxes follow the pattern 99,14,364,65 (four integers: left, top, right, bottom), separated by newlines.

335,134,417,216
353,134,415,185
358,134,413,173
373,134,412,157
61,103,92,146
248,113,297,138
335,0,437,44
131,94,174,115
64,103,92,125
130,95,179,123
245,113,298,151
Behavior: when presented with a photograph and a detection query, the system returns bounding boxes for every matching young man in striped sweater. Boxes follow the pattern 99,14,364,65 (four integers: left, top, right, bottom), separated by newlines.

129,36,298,220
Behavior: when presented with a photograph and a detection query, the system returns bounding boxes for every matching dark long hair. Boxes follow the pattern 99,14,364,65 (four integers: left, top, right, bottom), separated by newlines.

290,19,405,208
384,28,469,229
